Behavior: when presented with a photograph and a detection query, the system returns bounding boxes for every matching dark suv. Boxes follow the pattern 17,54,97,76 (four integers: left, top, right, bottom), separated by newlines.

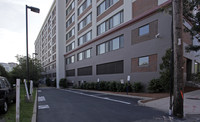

0,76,16,113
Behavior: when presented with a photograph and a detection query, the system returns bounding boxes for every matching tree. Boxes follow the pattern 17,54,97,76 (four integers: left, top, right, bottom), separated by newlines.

183,0,200,51
10,55,43,83
0,65,9,78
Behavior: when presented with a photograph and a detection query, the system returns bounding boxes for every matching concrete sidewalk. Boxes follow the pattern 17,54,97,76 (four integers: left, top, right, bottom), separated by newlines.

139,90,200,117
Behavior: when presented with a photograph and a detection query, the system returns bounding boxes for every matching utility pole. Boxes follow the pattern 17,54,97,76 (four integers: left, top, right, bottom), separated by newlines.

172,0,184,118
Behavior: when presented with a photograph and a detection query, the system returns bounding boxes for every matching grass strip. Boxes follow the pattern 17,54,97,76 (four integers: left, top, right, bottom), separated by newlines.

2,84,36,122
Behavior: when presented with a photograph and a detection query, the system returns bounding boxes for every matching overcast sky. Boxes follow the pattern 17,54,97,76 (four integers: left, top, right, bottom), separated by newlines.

0,0,54,63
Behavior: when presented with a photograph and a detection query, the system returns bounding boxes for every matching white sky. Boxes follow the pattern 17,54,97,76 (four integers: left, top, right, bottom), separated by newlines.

0,0,54,63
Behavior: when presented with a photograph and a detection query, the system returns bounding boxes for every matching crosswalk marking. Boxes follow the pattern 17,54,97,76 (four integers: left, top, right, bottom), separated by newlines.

38,105,49,109
38,90,42,92
38,96,46,102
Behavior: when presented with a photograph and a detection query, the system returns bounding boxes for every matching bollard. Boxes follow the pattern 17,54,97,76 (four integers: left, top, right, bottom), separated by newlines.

16,79,20,122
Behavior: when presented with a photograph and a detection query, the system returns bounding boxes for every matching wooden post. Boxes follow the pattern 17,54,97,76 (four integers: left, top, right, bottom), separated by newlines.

172,0,184,118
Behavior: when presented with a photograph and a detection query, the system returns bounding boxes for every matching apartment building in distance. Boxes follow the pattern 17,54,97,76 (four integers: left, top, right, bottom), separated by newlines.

35,0,200,88
35,1,57,80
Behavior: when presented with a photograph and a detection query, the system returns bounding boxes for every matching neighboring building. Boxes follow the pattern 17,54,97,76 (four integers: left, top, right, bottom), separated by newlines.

35,1,57,80
0,62,17,72
35,0,200,88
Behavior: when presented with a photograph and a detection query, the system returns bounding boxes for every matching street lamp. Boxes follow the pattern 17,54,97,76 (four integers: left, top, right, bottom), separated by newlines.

26,5,40,90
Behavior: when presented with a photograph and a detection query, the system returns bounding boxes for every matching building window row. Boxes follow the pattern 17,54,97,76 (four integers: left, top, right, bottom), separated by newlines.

97,11,123,35
97,35,124,55
139,56,149,66
66,14,75,28
66,60,123,77
139,24,149,36
66,55,75,64
66,41,75,52
77,48,91,61
66,28,75,40
97,0,119,16
97,60,123,75
78,13,92,31
66,0,75,16
78,30,92,46
78,0,92,15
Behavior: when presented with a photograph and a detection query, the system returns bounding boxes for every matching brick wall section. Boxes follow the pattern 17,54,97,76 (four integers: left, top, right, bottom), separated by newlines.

78,5,92,20
132,20,158,45
78,22,92,35
66,36,75,44
132,0,158,18
78,0,84,6
97,0,124,22
182,25,192,45
66,8,75,20
66,0,73,8
66,22,75,32
132,54,157,72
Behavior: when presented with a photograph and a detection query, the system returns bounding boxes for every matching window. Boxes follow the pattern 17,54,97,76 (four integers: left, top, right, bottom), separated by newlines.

97,35,124,55
78,13,92,31
85,49,91,58
99,43,105,54
66,28,75,40
66,41,75,52
97,11,123,35
78,52,83,61
97,0,119,16
96,60,123,75
66,55,75,64
66,14,75,28
78,31,92,46
139,24,149,36
78,0,92,15
66,69,75,77
78,66,92,76
77,48,91,61
139,56,149,66
66,1,75,16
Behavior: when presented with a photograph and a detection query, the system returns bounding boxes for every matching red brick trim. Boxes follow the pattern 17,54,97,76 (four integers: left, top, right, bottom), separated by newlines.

78,5,92,21
66,8,75,20
66,36,75,44
66,22,75,32
131,54,157,72
78,22,92,36
97,0,124,22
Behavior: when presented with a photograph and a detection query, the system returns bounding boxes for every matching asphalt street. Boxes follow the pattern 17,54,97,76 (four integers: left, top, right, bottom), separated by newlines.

37,88,170,122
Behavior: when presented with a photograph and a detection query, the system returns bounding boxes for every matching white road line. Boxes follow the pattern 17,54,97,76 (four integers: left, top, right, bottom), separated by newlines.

38,105,49,109
38,96,46,102
38,90,42,92
62,89,131,105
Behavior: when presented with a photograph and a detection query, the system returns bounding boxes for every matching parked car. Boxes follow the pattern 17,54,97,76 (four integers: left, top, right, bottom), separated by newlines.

0,76,16,113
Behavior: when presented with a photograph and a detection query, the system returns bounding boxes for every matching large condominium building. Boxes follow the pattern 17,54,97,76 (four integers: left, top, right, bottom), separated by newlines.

35,0,200,88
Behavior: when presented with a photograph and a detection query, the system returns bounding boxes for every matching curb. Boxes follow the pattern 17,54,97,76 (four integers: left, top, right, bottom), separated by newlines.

31,89,37,122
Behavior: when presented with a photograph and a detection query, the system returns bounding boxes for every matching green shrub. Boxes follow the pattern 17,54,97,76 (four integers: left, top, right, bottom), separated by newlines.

46,78,51,86
109,81,117,92
59,78,68,88
52,79,56,87
192,72,200,83
123,82,133,92
148,79,164,93
116,82,124,92
133,82,143,92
